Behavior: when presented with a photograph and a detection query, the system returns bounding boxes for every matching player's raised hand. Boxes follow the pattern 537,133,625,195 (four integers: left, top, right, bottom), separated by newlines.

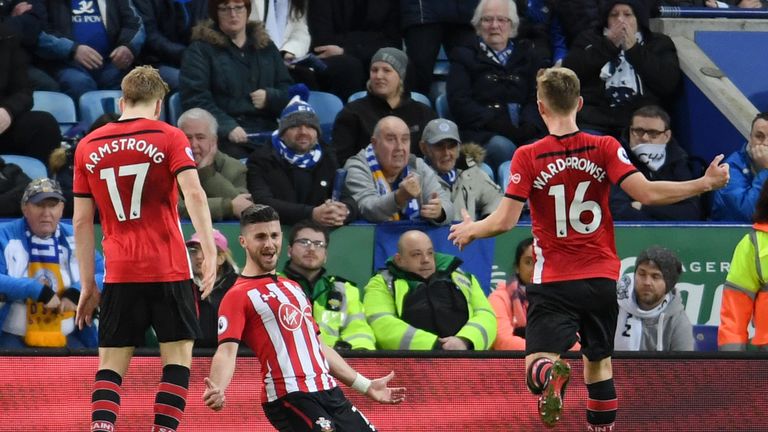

704,154,730,190
366,371,406,405
203,377,226,411
75,285,100,330
448,208,475,251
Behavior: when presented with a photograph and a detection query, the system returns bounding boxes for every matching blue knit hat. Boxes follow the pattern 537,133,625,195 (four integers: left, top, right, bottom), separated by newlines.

278,95,321,137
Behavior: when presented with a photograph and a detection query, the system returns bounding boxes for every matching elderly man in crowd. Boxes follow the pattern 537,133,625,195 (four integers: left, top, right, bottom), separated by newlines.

343,116,453,224
177,108,252,221
0,178,104,348
420,118,502,220
364,230,496,350
247,96,357,226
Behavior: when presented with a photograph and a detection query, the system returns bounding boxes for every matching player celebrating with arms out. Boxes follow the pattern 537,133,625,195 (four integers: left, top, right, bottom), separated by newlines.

74,66,218,432
203,204,405,431
449,67,729,431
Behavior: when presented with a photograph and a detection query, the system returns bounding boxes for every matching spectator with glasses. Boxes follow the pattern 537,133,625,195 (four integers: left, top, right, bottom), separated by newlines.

180,0,293,159
610,105,701,221
281,220,376,351
446,0,546,173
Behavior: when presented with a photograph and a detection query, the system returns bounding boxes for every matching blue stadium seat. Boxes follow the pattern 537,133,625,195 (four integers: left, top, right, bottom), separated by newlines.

32,91,78,135
480,162,494,182
693,324,719,352
498,160,511,190
347,91,433,109
308,91,344,144
1,154,48,179
435,93,452,120
167,92,182,126
433,45,450,77
79,90,122,130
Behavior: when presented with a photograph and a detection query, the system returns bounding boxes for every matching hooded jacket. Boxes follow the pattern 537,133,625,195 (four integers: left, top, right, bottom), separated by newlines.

610,136,701,221
180,20,292,138
562,0,680,135
615,273,694,351
432,143,502,220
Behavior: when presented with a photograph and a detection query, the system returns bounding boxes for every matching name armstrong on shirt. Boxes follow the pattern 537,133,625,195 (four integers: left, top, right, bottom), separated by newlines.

84,137,166,173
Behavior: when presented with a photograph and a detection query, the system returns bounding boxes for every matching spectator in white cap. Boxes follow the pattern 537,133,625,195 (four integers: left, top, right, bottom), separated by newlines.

186,228,239,348
246,96,358,226
332,47,438,165
420,119,502,220
0,178,105,348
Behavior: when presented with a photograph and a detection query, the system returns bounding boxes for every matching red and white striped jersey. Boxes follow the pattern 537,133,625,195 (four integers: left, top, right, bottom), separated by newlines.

217,273,337,402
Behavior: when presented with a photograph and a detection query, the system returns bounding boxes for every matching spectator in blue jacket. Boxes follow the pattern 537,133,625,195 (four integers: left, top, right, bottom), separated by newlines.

711,112,768,222
34,0,145,101
0,178,104,348
610,105,701,221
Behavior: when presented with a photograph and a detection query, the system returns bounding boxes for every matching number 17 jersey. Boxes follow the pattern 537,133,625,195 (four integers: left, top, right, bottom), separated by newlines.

505,131,638,284
73,118,197,283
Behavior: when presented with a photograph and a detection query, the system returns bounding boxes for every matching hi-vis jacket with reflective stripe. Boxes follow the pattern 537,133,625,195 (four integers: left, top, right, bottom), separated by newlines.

282,265,376,350
719,224,768,351
364,254,497,350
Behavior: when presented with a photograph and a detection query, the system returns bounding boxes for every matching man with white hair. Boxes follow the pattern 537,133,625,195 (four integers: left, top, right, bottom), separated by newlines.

178,107,252,220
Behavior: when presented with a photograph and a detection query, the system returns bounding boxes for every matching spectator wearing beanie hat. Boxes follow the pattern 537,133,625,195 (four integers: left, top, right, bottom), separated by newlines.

614,246,694,351
245,96,359,226
332,47,438,166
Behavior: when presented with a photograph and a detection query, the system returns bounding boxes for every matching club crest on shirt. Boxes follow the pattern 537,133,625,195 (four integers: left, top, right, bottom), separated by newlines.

315,417,333,431
217,316,229,335
278,303,303,331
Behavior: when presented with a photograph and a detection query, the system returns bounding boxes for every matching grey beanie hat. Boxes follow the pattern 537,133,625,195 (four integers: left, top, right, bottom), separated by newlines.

635,246,683,293
371,47,408,80
278,95,321,137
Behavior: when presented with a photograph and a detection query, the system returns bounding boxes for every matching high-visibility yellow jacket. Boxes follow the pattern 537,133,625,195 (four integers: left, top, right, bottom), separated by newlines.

282,265,376,350
719,224,768,351
364,253,497,350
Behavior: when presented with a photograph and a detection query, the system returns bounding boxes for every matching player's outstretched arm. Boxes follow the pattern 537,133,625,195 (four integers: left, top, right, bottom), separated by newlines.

177,169,217,299
73,197,100,330
621,154,730,206
204,341,239,411
449,199,525,250
321,343,406,404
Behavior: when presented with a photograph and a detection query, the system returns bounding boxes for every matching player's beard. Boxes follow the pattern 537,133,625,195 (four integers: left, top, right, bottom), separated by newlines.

250,249,278,274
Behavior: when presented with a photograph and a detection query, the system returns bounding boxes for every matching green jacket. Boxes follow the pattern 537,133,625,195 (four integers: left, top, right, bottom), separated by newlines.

364,253,497,350
282,263,376,350
179,152,247,220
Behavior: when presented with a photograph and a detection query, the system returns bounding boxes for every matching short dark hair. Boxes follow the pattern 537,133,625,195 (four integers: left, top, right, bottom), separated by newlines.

752,112,768,130
632,105,671,130
289,219,330,246
514,237,534,271
240,204,280,228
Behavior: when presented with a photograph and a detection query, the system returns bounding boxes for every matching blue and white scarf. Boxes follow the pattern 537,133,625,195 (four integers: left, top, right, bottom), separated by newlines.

600,31,645,108
479,38,515,66
364,144,419,220
439,169,458,187
272,131,322,168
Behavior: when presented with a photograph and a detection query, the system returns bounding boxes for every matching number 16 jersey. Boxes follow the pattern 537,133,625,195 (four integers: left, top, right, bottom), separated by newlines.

73,118,197,283
505,131,638,284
